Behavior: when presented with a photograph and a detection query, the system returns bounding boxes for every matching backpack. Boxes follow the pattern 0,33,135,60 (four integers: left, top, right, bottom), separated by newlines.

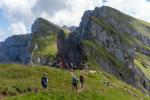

42,76,48,85
80,75,84,80
72,76,78,84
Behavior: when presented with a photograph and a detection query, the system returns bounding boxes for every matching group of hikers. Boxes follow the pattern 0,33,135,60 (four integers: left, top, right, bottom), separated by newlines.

41,68,85,93
40,56,88,93
72,73,84,93
56,57,85,70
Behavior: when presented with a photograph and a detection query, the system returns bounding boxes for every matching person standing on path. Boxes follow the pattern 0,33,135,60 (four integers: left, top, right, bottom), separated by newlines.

79,73,84,89
41,73,48,90
72,75,78,93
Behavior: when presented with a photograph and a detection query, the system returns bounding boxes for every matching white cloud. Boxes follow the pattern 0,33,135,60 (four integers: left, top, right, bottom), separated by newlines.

1,0,150,28
8,22,27,35
32,0,68,16
0,28,5,42
35,0,150,26
0,0,103,27
40,0,103,26
0,0,35,41
0,28,10,42
0,0,36,25
0,0,150,42
104,0,150,22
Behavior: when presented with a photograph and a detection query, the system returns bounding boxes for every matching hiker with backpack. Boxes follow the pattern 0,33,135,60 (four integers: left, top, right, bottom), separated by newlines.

41,73,48,90
72,75,78,93
79,73,84,89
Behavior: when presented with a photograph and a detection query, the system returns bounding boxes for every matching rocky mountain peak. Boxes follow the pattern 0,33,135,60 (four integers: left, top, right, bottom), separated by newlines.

62,25,77,32
32,17,61,35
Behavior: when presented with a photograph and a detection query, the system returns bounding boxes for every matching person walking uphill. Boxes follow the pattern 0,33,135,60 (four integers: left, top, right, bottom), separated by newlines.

79,74,84,89
72,75,78,93
41,73,48,90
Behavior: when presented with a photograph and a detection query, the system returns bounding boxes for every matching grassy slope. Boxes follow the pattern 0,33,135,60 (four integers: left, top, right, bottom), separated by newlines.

0,64,149,100
108,6,150,38
31,33,58,58
134,52,150,80
92,16,136,47
31,18,70,59
31,30,69,59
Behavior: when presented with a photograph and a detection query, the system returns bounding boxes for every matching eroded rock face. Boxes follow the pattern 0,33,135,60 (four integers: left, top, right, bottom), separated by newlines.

0,34,31,64
73,6,150,94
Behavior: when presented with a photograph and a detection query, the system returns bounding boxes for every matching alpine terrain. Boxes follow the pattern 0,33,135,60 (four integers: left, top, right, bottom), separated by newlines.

0,6,150,99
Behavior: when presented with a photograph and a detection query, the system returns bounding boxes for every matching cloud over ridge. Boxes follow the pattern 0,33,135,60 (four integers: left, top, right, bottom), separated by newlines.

0,0,150,41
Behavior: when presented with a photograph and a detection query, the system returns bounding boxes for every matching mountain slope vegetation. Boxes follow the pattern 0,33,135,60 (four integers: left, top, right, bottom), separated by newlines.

0,64,149,100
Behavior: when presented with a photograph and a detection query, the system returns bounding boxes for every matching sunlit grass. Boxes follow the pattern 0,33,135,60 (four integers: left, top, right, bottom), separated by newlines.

0,64,148,100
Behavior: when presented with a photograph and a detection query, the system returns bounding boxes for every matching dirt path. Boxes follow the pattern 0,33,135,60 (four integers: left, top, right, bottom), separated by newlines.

77,87,85,93
70,70,86,93
0,94,4,100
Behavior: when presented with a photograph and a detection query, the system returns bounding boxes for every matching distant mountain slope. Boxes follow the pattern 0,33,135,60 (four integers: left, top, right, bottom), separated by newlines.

0,34,31,64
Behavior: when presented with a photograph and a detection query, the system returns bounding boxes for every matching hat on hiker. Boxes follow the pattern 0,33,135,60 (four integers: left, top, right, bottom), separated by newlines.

44,73,47,76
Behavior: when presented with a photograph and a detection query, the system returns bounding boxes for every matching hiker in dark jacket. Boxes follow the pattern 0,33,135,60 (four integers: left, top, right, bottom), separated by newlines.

41,73,48,89
72,75,78,93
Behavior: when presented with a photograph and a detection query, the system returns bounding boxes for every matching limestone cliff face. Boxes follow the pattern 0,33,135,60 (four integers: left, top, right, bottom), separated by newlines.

70,6,150,94
0,34,31,64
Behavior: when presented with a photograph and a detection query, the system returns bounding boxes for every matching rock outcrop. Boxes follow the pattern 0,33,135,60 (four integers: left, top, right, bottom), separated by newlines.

69,26,77,32
30,17,66,65
0,34,31,64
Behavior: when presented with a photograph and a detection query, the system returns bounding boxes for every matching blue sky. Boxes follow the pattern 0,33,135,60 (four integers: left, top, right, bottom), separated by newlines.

0,10,9,29
0,0,150,42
